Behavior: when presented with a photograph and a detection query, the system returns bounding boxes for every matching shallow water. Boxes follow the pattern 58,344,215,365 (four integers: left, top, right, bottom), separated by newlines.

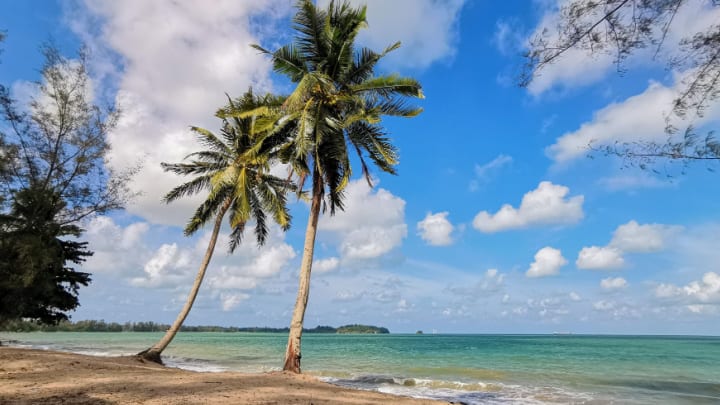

2,332,719,404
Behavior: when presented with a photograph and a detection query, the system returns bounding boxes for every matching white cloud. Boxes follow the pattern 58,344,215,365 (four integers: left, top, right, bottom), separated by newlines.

601,277,628,290
71,0,289,226
473,181,584,233
131,243,194,288
526,247,567,278
610,220,679,253
220,293,249,312
576,220,679,270
576,246,625,270
569,292,581,301
547,73,720,163
655,272,720,304
313,257,341,274
417,212,454,246
82,216,150,275
319,0,466,69
320,180,407,261
84,214,296,304
206,228,296,290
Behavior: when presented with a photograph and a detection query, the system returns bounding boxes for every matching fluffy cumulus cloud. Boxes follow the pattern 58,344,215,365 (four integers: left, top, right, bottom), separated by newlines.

576,220,679,270
576,246,624,270
81,215,296,309
526,247,567,278
206,227,296,291
83,216,199,289
82,216,150,274
319,180,407,261
610,220,679,253
601,277,628,291
319,0,466,69
69,0,290,226
547,76,720,162
656,272,720,305
131,243,193,288
473,181,584,233
417,212,455,246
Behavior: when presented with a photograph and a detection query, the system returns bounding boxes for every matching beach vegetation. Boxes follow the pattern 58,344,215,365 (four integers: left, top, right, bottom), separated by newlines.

0,186,92,326
0,44,133,223
0,42,131,326
253,0,423,373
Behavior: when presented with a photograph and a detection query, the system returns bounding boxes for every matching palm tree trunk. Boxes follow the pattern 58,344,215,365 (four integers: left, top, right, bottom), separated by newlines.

137,198,231,364
283,169,322,373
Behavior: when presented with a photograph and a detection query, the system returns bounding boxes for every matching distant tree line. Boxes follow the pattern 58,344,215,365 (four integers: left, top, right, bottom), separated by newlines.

0,319,389,334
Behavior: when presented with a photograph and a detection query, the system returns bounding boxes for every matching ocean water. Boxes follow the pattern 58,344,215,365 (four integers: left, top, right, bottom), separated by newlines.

2,332,719,404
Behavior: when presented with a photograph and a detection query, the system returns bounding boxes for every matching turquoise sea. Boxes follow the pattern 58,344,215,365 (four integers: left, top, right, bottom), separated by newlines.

2,332,719,404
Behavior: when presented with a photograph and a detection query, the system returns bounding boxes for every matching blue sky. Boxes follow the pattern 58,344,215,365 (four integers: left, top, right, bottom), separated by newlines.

2,0,719,334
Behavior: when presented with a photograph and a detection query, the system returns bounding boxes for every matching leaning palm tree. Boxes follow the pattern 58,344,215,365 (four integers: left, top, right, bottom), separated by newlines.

253,0,424,373
137,89,293,363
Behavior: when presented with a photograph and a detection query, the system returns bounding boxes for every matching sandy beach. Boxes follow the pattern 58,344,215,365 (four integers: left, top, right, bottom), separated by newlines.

0,348,445,404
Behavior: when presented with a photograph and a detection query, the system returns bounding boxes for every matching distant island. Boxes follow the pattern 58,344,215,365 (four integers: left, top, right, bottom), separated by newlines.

0,320,389,334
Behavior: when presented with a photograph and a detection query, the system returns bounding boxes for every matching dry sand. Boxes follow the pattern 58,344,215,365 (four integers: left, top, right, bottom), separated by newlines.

0,347,446,404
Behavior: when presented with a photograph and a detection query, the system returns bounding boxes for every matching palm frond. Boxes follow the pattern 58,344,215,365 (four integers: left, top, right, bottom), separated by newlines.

190,126,232,155
257,176,292,230
373,97,423,118
346,121,399,175
228,222,246,253
249,192,268,246
162,174,212,203
184,189,232,236
351,74,424,99
294,0,329,70
345,42,400,84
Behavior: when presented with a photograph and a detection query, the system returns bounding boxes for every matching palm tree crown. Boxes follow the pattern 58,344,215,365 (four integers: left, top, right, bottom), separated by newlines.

162,90,292,249
254,0,424,210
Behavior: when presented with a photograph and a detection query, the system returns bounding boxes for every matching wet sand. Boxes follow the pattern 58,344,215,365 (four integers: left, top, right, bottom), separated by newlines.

0,347,445,404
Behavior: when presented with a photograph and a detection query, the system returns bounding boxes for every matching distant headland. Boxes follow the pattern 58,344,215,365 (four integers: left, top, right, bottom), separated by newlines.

0,320,390,334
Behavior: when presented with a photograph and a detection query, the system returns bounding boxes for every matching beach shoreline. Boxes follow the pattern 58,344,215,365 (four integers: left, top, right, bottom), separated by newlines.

0,347,446,404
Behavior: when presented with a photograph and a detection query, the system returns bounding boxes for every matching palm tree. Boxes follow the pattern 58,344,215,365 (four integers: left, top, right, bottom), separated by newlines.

254,0,424,373
137,89,293,363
